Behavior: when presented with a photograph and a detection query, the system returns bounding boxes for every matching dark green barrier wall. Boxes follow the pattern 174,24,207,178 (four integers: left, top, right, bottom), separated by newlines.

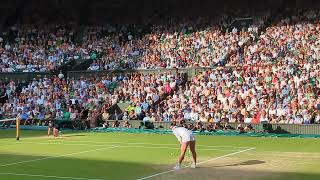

106,120,320,135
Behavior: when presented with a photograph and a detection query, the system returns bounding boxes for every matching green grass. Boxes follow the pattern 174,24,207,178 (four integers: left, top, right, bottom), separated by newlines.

0,129,320,180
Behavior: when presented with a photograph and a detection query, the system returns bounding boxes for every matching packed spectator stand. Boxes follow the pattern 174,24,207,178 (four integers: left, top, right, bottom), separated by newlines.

0,0,320,131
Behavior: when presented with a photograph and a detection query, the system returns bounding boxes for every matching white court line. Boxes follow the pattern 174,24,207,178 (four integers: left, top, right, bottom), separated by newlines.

97,145,237,152
0,118,15,122
136,147,256,180
0,172,103,180
0,139,12,143
0,139,251,149
0,146,118,167
0,137,252,149
44,140,252,149
2,141,239,152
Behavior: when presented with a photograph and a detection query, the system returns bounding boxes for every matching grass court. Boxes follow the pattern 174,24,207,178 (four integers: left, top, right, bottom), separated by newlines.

0,130,320,180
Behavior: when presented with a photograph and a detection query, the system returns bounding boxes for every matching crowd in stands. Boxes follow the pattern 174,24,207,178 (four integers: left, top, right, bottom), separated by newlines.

86,20,257,70
85,25,146,71
0,24,81,72
0,19,259,72
154,65,320,124
1,7,320,127
0,72,185,127
229,10,320,66
2,61,319,126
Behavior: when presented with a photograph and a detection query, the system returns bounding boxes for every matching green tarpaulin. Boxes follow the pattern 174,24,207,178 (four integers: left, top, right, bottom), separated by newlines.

89,127,320,139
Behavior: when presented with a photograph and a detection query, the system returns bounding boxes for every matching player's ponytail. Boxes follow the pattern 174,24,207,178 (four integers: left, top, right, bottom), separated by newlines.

170,121,177,129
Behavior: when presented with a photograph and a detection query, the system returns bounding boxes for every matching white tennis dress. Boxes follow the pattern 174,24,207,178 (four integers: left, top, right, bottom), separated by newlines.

172,127,195,143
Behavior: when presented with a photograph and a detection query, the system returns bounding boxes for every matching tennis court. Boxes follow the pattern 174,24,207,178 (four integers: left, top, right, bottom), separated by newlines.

0,130,320,180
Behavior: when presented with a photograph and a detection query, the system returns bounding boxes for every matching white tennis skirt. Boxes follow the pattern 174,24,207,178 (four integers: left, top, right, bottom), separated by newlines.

181,133,195,143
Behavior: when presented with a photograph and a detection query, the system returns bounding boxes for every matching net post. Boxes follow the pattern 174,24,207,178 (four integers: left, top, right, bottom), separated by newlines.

16,116,20,140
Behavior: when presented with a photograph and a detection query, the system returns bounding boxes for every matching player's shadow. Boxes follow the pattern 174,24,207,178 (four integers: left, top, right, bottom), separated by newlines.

210,160,265,168
63,134,87,137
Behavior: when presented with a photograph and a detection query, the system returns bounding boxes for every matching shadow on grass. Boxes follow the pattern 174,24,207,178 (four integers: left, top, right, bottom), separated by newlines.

62,134,87,137
0,152,163,180
210,160,265,168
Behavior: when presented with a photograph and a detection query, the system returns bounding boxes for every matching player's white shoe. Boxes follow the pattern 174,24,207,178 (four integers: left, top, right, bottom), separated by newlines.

190,163,197,168
173,164,182,170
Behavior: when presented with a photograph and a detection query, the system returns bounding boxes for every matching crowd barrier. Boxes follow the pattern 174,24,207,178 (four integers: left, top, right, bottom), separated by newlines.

0,63,275,83
0,118,86,130
105,120,320,135
2,118,320,135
